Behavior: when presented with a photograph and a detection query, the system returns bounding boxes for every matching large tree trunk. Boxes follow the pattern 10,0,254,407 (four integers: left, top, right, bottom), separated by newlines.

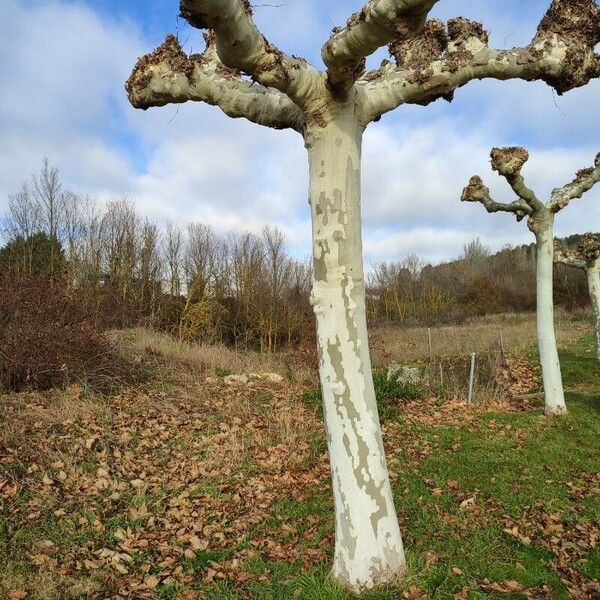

535,223,567,415
305,104,405,592
587,265,600,361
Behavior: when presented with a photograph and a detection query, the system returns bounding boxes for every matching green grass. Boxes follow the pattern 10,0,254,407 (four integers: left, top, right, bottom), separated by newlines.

3,334,598,600
199,334,600,599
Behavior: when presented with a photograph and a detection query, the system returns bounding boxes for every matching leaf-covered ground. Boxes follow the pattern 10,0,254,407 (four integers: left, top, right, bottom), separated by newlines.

0,333,599,600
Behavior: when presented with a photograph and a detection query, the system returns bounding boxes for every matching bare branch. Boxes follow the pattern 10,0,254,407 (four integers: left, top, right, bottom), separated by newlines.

126,35,305,132
553,239,587,268
460,175,531,221
322,0,439,98
178,0,319,106
361,0,600,122
548,152,600,212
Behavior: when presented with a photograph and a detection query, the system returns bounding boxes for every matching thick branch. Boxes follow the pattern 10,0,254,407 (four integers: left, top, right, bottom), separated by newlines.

361,0,600,122
460,175,531,221
322,0,439,98
554,240,586,268
126,35,305,132
548,152,600,212
179,0,319,107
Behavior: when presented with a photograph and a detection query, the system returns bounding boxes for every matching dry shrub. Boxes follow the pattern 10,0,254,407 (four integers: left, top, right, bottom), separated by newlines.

177,296,227,343
113,327,318,385
0,276,132,392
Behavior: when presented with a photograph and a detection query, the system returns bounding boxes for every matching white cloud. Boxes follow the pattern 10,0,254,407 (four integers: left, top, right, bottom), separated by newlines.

1,0,598,267
0,0,142,198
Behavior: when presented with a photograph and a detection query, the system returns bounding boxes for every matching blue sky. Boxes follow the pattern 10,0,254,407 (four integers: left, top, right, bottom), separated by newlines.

1,0,599,264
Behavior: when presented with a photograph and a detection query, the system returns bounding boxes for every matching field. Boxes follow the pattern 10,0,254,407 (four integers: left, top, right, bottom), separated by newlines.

1,313,599,600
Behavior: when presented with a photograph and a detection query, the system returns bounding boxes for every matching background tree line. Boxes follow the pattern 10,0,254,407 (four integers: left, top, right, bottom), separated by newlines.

367,237,592,325
0,160,593,354
0,161,313,352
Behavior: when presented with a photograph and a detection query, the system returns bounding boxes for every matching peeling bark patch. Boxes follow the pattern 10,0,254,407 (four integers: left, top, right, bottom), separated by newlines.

313,254,328,282
334,472,357,568
341,274,360,357
326,340,389,538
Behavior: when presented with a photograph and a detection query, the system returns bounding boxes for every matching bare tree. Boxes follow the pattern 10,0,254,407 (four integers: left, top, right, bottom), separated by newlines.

4,182,40,274
69,196,103,289
555,233,600,359
164,221,184,296
126,0,600,591
138,221,162,318
462,149,600,415
185,222,217,300
4,160,81,278
31,159,72,278
101,199,140,301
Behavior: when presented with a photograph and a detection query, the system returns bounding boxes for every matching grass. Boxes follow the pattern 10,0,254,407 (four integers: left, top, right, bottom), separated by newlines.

369,310,589,366
0,318,598,599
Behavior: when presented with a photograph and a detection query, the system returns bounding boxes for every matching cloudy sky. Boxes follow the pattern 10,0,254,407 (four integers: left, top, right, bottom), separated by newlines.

1,0,599,265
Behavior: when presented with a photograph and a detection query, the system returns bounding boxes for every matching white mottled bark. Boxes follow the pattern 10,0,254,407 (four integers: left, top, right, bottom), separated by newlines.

535,222,567,415
587,265,600,361
306,103,405,593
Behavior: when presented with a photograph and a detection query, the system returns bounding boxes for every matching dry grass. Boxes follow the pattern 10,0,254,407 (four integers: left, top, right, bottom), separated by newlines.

0,386,108,451
369,310,589,367
111,328,318,386
0,355,329,600
1,318,598,599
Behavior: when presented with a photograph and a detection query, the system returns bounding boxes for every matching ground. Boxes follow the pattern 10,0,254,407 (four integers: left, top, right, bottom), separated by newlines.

0,313,598,600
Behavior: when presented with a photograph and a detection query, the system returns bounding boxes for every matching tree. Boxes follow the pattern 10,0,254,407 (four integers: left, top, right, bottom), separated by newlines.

555,233,600,359
30,159,78,279
164,221,184,297
126,0,600,591
0,232,65,278
461,148,600,415
4,160,80,281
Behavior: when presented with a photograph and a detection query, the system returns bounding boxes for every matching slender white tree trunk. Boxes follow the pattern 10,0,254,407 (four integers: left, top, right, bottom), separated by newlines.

305,104,405,592
535,222,567,415
587,265,600,361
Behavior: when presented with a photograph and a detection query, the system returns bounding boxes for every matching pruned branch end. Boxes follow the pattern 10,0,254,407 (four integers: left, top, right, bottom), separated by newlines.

126,35,197,109
490,147,529,178
461,176,490,204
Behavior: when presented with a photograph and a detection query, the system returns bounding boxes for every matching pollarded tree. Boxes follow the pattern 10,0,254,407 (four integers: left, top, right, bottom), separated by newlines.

555,233,600,359
126,0,600,592
462,149,600,415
